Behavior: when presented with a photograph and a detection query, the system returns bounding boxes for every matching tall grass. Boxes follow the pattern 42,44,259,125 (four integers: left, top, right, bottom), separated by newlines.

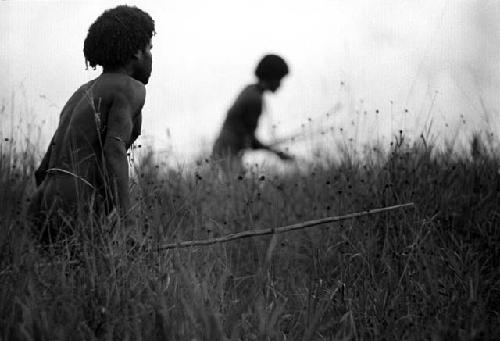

1,101,499,339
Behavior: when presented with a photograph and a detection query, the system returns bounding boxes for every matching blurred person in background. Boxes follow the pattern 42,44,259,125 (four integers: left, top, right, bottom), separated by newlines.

212,54,294,172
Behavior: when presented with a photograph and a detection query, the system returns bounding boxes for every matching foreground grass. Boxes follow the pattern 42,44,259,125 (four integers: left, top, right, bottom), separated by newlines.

0,138,499,340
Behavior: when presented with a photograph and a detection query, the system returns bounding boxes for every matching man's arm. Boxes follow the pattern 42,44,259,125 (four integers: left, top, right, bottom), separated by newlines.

103,85,145,216
249,136,267,150
241,92,267,150
250,137,294,160
243,94,294,161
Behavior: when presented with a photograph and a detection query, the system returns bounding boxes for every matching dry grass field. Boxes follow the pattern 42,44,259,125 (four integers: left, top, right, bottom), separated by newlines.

1,101,499,340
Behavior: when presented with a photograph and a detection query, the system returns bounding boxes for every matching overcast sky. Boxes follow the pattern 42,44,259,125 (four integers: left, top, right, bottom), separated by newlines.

1,0,499,164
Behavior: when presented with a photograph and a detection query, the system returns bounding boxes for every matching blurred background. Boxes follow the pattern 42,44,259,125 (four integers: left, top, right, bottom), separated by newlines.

1,0,499,167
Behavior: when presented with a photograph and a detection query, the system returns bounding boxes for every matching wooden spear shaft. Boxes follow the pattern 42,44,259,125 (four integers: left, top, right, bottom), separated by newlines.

159,202,415,251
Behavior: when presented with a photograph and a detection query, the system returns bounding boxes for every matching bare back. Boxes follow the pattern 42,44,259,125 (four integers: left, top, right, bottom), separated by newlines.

213,84,264,158
39,73,145,190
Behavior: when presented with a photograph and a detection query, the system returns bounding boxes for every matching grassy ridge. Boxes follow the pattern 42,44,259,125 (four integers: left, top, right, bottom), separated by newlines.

0,137,499,340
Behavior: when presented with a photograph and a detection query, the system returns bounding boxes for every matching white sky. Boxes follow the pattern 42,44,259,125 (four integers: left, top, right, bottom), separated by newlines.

1,0,500,163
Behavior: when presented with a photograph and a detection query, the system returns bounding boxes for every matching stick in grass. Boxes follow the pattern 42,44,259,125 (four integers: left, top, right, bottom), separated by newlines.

159,202,415,250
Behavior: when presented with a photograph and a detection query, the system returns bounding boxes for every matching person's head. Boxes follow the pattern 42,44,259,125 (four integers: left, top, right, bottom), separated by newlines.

255,54,289,92
84,5,155,84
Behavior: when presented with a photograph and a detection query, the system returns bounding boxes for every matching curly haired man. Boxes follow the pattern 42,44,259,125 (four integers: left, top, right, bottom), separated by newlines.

29,5,155,243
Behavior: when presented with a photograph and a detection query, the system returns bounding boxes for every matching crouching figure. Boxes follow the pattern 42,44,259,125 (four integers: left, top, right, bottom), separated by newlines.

212,54,294,172
28,5,155,244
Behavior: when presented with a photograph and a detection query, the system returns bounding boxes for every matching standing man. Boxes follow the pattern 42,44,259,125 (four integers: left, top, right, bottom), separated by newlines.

212,54,294,171
30,5,155,242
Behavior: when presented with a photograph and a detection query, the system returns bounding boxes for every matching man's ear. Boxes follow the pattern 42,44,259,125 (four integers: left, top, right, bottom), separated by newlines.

133,49,144,60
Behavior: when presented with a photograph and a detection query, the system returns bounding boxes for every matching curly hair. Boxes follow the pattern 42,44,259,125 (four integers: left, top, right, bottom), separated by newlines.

84,5,155,69
254,54,289,81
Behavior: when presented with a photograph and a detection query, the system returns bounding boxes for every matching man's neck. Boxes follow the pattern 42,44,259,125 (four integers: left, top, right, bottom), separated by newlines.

102,66,129,75
255,81,267,93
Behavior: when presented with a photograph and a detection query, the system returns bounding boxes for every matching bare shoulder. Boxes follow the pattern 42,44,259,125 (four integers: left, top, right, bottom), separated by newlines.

121,77,146,106
98,74,146,111
237,84,262,106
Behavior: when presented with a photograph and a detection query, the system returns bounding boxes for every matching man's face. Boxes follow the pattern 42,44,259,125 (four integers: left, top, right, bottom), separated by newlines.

267,78,282,93
133,40,153,84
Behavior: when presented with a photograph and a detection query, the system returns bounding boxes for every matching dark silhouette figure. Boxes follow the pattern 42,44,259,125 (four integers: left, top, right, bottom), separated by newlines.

29,5,155,243
212,54,294,170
